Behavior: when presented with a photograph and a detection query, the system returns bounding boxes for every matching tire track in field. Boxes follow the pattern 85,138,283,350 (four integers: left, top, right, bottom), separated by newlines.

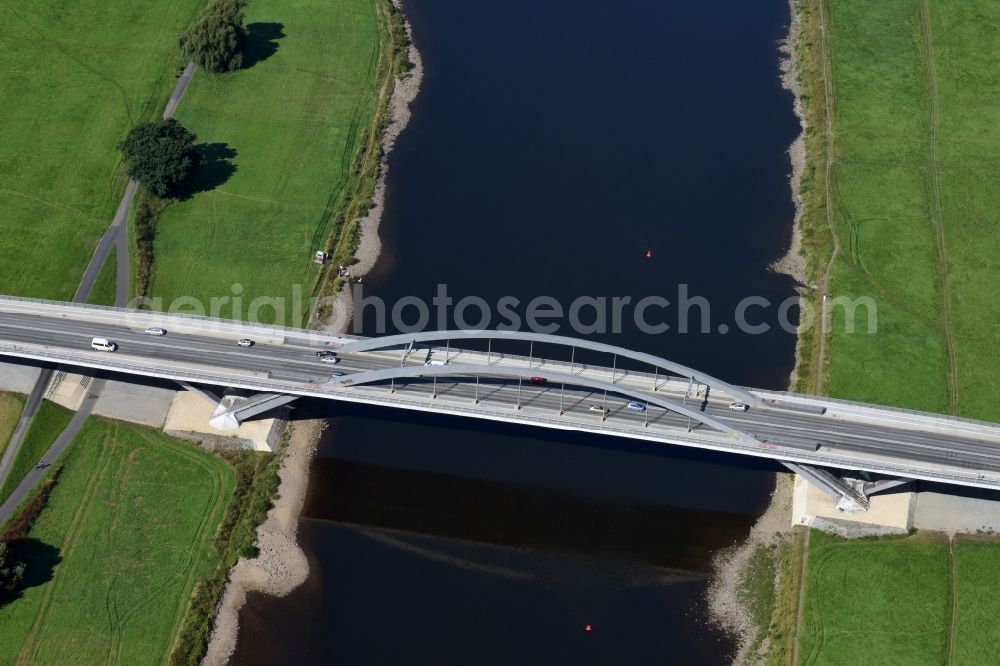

16,424,116,665
105,432,226,666
946,537,957,665
792,527,812,665
919,0,960,415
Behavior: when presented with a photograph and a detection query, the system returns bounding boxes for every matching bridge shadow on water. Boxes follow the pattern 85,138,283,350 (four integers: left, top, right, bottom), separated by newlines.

291,398,784,572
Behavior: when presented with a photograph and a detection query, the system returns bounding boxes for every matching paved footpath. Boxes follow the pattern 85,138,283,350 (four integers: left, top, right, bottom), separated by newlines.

0,63,197,523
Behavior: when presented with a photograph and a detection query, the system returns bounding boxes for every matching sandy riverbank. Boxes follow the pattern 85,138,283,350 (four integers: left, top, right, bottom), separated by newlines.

707,4,807,662
200,4,423,663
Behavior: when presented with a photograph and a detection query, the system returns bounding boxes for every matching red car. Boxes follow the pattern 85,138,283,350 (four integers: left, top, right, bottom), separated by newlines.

528,376,546,385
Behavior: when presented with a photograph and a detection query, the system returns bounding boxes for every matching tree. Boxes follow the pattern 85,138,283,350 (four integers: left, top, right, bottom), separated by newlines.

118,119,198,197
178,0,249,73
0,542,24,596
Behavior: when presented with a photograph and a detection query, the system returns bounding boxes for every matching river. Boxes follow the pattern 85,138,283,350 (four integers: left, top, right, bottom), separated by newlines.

234,0,800,663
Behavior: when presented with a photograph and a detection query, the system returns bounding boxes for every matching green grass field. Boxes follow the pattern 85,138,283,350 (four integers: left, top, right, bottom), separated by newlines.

149,0,385,325
0,418,234,665
0,0,202,300
0,393,25,460
952,539,1000,664
85,245,117,306
820,0,1000,422
799,532,1000,665
0,401,73,504
799,531,951,665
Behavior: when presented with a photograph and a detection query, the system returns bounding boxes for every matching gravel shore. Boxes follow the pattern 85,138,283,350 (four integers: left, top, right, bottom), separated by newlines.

770,1,809,288
201,4,422,663
707,4,807,662
707,475,794,665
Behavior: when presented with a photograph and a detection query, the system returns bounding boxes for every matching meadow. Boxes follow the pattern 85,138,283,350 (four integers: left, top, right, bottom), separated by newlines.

0,401,73,504
0,418,234,665
86,246,118,306
0,394,25,460
817,0,1000,422
786,0,1000,660
798,531,951,665
149,0,388,325
797,531,1000,665
0,0,202,301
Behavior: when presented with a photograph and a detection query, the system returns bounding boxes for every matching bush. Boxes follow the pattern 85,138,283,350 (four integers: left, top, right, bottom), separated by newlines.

178,0,248,73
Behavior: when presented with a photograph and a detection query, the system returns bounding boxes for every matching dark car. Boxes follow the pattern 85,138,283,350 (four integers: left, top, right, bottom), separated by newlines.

529,376,546,385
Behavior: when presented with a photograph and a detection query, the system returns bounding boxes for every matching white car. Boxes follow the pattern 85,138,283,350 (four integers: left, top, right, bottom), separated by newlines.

728,402,750,413
589,405,609,415
626,401,646,413
319,355,340,365
237,338,254,348
144,327,166,336
91,337,117,352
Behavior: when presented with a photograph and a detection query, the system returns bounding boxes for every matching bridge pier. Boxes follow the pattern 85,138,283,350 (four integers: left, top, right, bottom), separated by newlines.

206,390,299,431
783,462,871,512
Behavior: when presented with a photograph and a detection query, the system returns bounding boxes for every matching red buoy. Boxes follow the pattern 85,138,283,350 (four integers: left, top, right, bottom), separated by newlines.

584,624,593,633
645,250,652,259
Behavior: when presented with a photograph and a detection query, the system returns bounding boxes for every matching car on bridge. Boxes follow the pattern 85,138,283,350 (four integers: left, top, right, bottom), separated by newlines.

144,327,166,336
316,350,337,358
528,376,546,385
237,338,254,348
320,355,340,365
90,337,117,352
627,401,646,413
589,405,609,415
729,402,750,413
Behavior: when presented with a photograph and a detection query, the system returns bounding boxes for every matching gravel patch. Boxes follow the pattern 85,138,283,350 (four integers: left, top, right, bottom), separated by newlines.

707,474,793,665
770,2,809,288
201,418,323,666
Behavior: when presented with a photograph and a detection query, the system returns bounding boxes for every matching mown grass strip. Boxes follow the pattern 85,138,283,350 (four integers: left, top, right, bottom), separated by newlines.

0,394,25,462
84,246,117,307
0,401,73,505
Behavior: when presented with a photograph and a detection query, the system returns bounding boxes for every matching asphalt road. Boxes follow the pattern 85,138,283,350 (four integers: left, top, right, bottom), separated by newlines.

2,309,1000,487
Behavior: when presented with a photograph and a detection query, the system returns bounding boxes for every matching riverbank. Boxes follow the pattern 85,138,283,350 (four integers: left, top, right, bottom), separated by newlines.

708,475,794,664
706,2,813,660
202,418,321,665
201,3,421,663
784,0,832,397
729,0,1000,660
313,0,422,333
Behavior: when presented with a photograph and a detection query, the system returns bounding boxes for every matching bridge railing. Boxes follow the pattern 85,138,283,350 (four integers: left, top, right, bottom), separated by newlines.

0,295,337,342
3,295,999,432
3,341,998,490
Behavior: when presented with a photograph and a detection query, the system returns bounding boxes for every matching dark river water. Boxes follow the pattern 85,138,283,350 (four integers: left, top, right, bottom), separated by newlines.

234,0,800,663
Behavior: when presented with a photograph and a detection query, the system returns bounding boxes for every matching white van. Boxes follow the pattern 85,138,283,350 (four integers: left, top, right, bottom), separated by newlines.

91,337,117,352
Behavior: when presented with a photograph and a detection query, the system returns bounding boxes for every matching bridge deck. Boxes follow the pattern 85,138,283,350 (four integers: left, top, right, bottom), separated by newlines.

1,297,1000,490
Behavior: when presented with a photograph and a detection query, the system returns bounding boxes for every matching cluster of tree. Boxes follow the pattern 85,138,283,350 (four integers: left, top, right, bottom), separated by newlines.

118,119,198,198
178,0,249,73
0,542,25,599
